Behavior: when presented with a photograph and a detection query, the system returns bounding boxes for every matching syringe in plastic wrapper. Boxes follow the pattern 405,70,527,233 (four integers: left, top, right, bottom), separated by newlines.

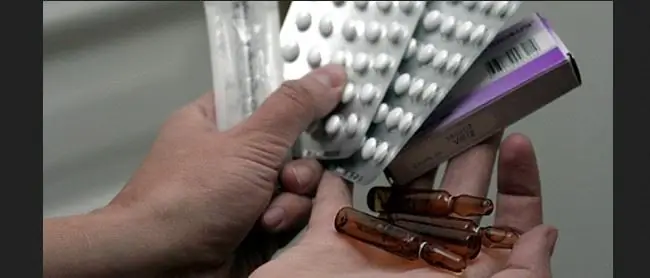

204,1,284,130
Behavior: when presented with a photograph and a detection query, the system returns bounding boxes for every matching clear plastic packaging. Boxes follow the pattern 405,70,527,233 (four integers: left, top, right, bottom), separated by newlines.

204,1,284,130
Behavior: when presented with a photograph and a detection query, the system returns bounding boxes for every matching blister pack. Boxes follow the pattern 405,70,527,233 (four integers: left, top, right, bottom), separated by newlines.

280,1,427,159
327,1,522,185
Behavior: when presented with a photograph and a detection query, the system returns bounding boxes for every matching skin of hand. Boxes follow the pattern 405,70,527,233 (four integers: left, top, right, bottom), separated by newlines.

251,133,558,278
42,65,348,278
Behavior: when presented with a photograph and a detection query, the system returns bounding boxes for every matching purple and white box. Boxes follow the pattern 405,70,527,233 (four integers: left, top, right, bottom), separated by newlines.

385,13,583,186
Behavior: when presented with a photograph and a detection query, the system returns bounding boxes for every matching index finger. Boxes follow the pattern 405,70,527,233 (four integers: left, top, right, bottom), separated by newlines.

308,172,354,232
493,133,543,231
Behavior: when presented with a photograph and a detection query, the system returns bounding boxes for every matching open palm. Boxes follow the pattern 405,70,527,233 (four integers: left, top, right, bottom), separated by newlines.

252,133,558,278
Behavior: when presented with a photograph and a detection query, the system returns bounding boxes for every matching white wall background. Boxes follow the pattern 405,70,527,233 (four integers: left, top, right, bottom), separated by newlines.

43,2,612,277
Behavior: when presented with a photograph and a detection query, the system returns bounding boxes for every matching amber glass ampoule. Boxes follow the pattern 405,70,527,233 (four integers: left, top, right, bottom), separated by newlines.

335,207,423,259
367,186,494,217
419,242,467,273
335,207,467,272
393,220,482,259
479,226,521,249
387,213,479,232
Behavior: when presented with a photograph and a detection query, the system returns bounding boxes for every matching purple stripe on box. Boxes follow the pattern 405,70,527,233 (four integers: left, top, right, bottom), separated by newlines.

435,48,566,128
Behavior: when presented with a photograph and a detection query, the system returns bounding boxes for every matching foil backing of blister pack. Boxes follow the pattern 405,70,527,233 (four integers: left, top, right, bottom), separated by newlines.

280,1,427,159
328,1,522,185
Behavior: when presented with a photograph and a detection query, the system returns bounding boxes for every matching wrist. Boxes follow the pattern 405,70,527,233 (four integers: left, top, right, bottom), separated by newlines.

103,200,227,266
44,205,205,277
97,204,214,268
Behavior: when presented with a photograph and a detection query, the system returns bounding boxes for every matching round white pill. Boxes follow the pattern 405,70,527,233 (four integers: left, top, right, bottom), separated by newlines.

324,115,342,135
455,21,474,42
281,41,300,62
405,39,418,59
408,78,425,98
416,44,436,64
469,24,487,44
331,51,347,65
361,138,378,160
342,20,358,41
446,53,463,74
458,59,471,75
386,149,399,165
440,16,456,36
365,21,382,43
295,12,312,31
398,112,414,133
422,10,442,32
359,84,378,104
482,30,496,46
387,23,406,44
385,107,404,129
431,87,447,105
307,48,322,68
393,74,411,95
373,53,392,72
432,50,449,69
477,1,494,13
492,1,509,16
345,114,360,135
376,1,392,12
319,16,334,37
341,83,356,104
398,1,415,13
421,83,439,102
503,2,519,17
354,1,369,10
462,1,477,9
373,142,389,163
412,117,423,132
352,52,369,73
374,103,389,123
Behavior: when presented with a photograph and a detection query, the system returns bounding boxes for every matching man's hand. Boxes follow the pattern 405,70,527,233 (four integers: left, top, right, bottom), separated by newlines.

252,133,558,278
43,65,347,277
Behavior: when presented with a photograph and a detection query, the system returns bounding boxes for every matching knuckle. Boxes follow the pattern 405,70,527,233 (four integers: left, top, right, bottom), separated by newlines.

277,80,317,119
160,109,185,131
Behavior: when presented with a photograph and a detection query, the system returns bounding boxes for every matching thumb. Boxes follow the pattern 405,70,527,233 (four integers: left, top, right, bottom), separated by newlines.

308,172,353,232
240,64,347,149
492,224,558,278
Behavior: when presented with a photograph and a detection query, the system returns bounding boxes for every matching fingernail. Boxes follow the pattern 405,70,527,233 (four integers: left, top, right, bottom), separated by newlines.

547,228,559,256
291,165,313,191
263,207,286,229
311,65,346,88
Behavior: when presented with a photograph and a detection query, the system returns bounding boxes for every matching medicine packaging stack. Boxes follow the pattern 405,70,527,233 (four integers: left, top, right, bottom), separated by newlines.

280,1,522,185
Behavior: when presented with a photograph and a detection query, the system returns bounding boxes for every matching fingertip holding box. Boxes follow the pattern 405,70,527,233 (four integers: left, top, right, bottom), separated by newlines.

385,13,583,186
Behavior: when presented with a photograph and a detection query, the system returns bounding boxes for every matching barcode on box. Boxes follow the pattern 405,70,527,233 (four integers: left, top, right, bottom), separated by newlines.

486,38,540,76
